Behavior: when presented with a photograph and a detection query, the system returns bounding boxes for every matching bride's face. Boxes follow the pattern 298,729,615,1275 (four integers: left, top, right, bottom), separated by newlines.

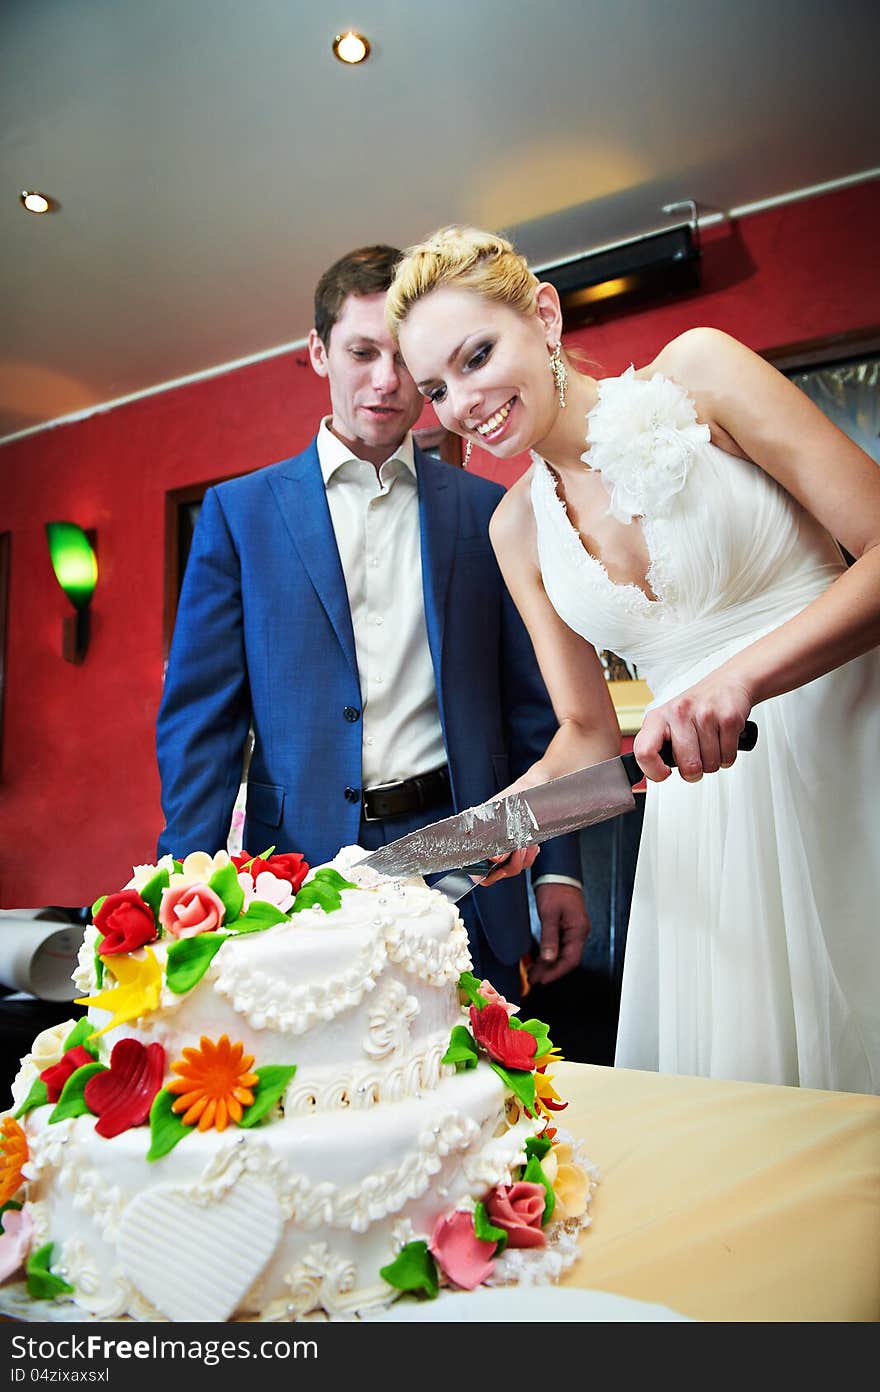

397,284,559,458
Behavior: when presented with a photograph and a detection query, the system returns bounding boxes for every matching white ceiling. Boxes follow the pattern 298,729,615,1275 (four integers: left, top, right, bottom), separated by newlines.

2,0,879,442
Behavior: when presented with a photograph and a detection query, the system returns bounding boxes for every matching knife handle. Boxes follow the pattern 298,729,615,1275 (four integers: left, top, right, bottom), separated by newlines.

621,718,759,786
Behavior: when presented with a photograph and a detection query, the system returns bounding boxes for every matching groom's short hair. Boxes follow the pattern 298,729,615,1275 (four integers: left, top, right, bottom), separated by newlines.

313,245,402,346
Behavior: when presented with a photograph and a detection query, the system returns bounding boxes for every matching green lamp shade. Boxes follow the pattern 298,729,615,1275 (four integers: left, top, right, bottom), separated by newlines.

46,522,98,610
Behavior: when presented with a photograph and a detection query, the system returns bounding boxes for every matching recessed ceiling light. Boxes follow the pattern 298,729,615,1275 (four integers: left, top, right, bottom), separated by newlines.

20,190,54,214
332,31,370,64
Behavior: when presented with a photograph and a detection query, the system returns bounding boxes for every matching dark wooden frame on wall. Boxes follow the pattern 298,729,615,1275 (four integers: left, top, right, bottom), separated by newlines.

761,325,880,372
162,428,462,663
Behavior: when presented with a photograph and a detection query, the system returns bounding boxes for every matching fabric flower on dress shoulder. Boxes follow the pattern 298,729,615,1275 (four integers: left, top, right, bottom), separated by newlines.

584,365,710,523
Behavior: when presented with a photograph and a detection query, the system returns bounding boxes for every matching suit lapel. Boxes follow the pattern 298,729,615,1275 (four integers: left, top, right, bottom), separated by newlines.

268,441,359,679
416,448,457,683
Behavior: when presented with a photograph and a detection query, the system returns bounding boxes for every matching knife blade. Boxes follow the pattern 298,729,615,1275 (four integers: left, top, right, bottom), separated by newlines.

360,720,759,884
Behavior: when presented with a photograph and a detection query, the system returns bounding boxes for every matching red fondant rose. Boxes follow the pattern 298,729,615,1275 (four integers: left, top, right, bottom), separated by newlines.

232,851,309,892
94,890,158,957
84,1038,166,1138
485,1181,547,1249
469,1003,537,1071
159,883,225,939
39,1045,95,1103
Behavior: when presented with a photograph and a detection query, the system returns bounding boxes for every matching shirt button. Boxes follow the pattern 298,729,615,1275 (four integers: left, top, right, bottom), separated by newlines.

374,675,384,685
343,706,360,722
344,786,360,802
366,736,374,745
373,615,384,626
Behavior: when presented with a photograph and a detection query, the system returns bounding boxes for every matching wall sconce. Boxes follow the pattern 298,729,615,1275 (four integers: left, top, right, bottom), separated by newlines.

45,522,98,663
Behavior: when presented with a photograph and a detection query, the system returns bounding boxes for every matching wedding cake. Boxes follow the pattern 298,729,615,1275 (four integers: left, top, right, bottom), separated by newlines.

0,847,593,1322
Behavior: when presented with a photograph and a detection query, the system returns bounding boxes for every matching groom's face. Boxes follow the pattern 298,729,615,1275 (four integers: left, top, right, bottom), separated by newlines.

308,291,423,467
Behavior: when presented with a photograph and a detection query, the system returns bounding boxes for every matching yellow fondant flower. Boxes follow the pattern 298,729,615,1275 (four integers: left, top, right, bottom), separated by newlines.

532,1067,566,1120
539,1141,590,1220
74,947,163,1036
165,1035,259,1132
0,1116,29,1206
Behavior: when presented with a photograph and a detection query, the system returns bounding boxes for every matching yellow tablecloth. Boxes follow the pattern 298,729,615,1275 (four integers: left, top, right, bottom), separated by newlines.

556,1061,880,1321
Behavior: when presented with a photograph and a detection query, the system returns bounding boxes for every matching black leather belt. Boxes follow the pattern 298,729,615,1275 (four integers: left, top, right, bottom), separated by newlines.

362,765,451,822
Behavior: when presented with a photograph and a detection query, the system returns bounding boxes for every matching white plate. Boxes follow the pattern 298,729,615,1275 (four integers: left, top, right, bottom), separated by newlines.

368,1285,693,1322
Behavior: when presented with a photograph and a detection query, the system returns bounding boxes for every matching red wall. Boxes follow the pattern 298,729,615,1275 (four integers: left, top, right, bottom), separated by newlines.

2,179,879,906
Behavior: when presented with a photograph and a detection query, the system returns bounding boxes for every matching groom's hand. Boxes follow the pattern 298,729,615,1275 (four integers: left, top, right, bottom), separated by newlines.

530,883,590,986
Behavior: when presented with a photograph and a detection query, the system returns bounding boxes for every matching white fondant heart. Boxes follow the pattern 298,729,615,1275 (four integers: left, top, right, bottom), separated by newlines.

117,1178,283,1322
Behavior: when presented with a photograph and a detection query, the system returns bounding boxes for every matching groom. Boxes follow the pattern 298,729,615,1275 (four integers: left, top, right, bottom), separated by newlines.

156,244,588,1000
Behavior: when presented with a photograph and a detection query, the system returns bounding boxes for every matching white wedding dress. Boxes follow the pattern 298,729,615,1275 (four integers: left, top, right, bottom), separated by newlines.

530,368,880,1093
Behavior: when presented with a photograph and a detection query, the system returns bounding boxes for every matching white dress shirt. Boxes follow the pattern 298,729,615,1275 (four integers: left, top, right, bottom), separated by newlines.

317,420,445,789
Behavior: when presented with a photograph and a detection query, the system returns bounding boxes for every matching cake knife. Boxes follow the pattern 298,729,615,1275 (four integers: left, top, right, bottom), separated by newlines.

359,720,758,901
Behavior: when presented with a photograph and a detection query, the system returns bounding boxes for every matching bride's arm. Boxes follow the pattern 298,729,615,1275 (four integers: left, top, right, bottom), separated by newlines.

489,476,622,790
635,327,880,782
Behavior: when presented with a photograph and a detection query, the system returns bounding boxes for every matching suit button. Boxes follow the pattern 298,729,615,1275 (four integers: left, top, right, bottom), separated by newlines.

344,786,361,802
343,706,360,722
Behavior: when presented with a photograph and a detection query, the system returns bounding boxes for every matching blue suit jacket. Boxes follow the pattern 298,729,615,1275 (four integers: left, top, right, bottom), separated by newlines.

156,440,582,964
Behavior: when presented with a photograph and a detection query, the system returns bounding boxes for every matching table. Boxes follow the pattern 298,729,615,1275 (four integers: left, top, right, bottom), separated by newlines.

556,1061,880,1321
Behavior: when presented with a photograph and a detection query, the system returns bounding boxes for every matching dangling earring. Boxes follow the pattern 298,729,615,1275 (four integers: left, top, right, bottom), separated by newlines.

549,342,567,410
463,440,472,468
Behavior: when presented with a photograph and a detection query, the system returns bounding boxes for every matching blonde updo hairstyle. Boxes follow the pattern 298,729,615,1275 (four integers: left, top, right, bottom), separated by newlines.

386,226,541,337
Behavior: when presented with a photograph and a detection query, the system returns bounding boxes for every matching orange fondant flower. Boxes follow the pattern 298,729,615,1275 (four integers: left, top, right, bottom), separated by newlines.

0,1117,29,1206
165,1035,259,1132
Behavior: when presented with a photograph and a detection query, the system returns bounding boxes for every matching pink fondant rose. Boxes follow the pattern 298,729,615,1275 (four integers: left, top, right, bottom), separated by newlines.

469,1003,537,1071
159,883,226,939
0,1206,33,1282
478,981,519,1017
94,890,158,957
485,1182,547,1249
428,1209,496,1290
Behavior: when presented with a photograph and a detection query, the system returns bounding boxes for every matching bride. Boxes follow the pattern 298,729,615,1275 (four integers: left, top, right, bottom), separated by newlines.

386,225,880,1094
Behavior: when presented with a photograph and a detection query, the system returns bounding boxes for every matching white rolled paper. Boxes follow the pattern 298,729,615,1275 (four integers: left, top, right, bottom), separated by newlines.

0,911,85,1001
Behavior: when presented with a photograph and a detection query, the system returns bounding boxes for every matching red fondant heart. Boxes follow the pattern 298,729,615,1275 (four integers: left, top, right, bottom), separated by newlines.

84,1038,166,1138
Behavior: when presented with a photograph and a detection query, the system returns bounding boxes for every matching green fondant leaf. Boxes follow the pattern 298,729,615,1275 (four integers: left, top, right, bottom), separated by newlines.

138,867,170,926
292,881,343,914
311,867,356,892
172,859,184,874
147,1089,192,1161
226,900,290,933
26,1243,74,1300
441,1025,479,1070
13,1077,49,1119
524,1134,552,1163
523,1154,555,1224
207,861,245,924
63,1016,100,1061
457,972,488,1008
514,1017,553,1057
490,1062,536,1113
379,1241,439,1298
257,846,276,860
237,1065,297,1129
165,932,226,994
473,1200,507,1254
93,935,105,990
90,895,106,919
48,1063,107,1123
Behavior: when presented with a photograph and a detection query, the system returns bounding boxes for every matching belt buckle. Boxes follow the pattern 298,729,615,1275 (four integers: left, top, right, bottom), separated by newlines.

362,778,404,822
